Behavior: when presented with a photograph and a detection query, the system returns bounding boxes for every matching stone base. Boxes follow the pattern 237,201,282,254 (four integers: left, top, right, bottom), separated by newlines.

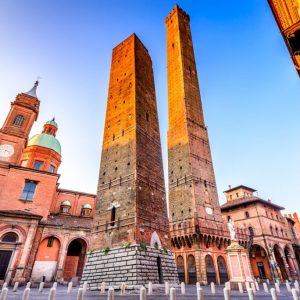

81,245,179,290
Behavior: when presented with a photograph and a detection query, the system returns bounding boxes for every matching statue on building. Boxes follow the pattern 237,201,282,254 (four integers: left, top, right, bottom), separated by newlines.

227,218,236,240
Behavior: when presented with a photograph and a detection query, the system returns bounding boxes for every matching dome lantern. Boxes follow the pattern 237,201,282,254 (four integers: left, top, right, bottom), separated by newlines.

27,118,61,155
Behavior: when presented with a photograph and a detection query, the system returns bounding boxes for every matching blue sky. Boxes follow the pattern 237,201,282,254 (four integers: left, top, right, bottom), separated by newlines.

0,1,299,213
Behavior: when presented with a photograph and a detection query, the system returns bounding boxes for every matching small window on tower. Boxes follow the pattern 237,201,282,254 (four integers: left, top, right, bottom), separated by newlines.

111,206,116,226
48,164,55,173
13,115,24,127
47,237,54,247
33,160,43,170
146,112,149,122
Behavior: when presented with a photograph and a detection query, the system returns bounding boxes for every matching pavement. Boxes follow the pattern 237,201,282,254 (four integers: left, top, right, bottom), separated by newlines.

0,283,299,299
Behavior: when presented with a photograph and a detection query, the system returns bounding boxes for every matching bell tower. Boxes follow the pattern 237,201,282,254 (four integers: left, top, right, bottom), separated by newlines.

0,81,40,164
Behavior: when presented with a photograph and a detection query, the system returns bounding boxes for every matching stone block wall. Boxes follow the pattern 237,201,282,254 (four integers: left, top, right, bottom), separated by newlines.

81,245,179,289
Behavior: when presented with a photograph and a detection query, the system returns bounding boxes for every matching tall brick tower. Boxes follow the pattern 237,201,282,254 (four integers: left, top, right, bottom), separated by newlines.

165,5,248,285
81,34,178,288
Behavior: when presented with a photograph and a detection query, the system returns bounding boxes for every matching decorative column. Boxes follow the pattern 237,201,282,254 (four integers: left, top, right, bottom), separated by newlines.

268,246,280,282
55,234,69,281
13,223,38,282
282,255,292,280
226,240,254,289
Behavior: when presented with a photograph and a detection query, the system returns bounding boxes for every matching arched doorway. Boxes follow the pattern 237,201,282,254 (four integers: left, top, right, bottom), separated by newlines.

0,232,18,280
274,245,287,280
32,236,60,281
249,244,271,280
188,255,196,284
157,256,163,283
177,255,185,283
63,239,87,280
205,255,216,284
217,256,229,284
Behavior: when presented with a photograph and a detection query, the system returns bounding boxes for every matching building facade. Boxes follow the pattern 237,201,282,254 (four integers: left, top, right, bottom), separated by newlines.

268,0,300,76
166,5,249,285
221,185,300,281
0,83,96,284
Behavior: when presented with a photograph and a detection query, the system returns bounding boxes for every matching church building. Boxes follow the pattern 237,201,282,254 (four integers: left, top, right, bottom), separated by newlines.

0,82,96,284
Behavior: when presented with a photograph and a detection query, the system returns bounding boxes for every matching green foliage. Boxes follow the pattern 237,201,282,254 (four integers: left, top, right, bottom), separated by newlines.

161,246,168,254
123,242,132,249
138,241,147,251
103,247,110,255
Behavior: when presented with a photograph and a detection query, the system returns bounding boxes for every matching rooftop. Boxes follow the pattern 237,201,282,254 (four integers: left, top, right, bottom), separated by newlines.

224,185,257,193
220,196,284,211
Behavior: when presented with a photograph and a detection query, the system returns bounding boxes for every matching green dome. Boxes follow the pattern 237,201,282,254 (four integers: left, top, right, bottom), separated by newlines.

82,204,92,209
46,119,58,127
61,200,71,206
28,133,61,154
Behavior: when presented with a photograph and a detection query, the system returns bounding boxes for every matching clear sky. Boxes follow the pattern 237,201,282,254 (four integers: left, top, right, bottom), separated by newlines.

0,1,299,213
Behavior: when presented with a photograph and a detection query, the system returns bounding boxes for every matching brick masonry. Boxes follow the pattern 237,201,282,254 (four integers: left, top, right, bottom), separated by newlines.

81,246,179,289
81,33,178,287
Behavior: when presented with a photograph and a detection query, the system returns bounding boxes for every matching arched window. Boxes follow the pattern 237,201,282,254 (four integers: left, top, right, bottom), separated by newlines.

47,236,55,247
249,227,254,236
270,226,274,235
2,232,18,243
275,227,279,236
13,115,24,127
111,206,116,226
177,255,185,282
245,211,250,218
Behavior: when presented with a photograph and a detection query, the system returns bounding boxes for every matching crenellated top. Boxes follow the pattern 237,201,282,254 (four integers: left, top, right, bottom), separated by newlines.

165,4,190,24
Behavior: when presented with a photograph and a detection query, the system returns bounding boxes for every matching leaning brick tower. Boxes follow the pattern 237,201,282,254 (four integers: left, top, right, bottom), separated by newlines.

81,34,178,288
165,5,245,285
